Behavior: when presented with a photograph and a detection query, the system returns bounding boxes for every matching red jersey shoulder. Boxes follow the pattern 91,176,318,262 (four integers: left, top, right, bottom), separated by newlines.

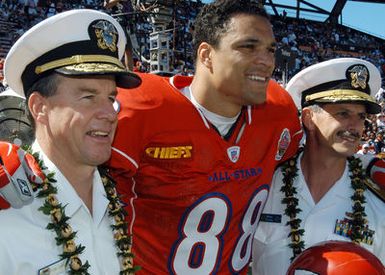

116,73,168,110
253,80,299,122
252,79,302,162
266,79,297,110
111,74,196,172
116,73,192,110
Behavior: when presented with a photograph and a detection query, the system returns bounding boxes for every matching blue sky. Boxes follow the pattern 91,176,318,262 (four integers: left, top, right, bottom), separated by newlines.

203,0,385,39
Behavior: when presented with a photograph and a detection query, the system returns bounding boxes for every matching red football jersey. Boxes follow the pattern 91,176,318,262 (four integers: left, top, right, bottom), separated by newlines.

110,73,302,274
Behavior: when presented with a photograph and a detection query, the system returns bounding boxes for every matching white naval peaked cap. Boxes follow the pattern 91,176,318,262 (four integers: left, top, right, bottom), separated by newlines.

286,58,381,114
4,9,141,97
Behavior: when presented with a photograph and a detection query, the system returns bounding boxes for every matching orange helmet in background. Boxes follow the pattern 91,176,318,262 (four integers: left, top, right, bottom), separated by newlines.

286,240,385,275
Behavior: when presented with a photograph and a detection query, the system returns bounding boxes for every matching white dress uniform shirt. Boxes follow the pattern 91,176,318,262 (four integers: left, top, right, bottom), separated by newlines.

0,142,121,274
252,152,385,275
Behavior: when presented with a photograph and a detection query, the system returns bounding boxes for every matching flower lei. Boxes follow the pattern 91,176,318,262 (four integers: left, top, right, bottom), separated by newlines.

26,147,140,274
281,149,368,261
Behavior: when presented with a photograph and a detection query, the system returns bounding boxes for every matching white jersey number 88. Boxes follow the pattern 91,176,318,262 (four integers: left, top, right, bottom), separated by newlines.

169,185,268,274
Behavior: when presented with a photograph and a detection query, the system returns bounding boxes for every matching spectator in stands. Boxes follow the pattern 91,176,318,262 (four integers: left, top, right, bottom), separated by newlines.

45,0,57,17
24,0,37,25
376,87,385,102
357,143,374,155
281,9,287,20
281,35,289,45
55,0,64,13
374,132,385,154
372,122,379,134
287,30,296,45
376,113,385,130
367,131,376,146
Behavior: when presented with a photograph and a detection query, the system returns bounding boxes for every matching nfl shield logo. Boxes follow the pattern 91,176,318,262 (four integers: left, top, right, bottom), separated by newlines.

227,146,240,163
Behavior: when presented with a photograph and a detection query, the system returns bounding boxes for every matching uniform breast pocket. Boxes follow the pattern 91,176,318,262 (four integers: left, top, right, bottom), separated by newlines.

256,219,289,243
253,226,292,275
254,221,291,258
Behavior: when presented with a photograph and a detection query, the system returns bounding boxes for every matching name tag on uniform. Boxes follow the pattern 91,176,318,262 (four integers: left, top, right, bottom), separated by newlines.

259,213,282,223
38,259,66,275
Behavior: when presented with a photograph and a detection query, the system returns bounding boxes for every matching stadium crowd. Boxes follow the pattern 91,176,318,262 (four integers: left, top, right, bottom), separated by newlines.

272,15,385,81
0,1,384,74
1,0,385,155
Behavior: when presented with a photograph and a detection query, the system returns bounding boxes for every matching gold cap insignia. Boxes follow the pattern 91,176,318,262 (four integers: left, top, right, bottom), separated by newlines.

347,64,369,90
91,20,118,52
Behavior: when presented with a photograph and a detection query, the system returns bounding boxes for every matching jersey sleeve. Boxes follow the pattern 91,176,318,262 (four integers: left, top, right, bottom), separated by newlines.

109,73,166,174
267,80,303,163
109,90,146,177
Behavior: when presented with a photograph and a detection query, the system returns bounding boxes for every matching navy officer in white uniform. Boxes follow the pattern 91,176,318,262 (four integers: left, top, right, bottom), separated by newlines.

252,58,385,275
0,9,141,274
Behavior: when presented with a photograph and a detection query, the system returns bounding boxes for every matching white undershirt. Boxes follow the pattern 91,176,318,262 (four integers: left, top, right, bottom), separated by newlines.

181,86,240,136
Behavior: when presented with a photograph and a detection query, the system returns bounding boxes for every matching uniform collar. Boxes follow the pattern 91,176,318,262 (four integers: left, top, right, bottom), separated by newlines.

296,152,352,207
171,75,253,126
31,141,109,224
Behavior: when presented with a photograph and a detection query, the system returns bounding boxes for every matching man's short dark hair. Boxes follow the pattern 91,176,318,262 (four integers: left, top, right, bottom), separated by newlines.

26,72,61,100
192,0,270,62
25,72,61,129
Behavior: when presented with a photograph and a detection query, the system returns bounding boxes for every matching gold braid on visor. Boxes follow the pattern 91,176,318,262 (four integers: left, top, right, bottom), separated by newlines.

305,89,376,103
35,54,124,74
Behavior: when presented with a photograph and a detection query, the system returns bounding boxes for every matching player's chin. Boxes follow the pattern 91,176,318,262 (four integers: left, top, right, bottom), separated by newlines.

245,92,267,105
245,82,269,103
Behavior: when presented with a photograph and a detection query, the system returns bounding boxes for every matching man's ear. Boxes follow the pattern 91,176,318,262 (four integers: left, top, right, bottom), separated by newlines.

301,107,315,131
197,42,213,69
28,92,48,125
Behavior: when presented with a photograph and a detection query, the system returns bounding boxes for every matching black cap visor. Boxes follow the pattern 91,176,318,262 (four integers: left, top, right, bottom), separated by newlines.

55,62,141,88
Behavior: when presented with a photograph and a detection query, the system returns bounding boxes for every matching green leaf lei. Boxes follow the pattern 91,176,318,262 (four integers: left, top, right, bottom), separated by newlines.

25,147,140,274
281,149,368,261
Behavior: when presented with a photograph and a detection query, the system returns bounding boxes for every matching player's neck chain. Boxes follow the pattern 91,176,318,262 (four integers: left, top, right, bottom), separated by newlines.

280,148,368,261
26,147,139,274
